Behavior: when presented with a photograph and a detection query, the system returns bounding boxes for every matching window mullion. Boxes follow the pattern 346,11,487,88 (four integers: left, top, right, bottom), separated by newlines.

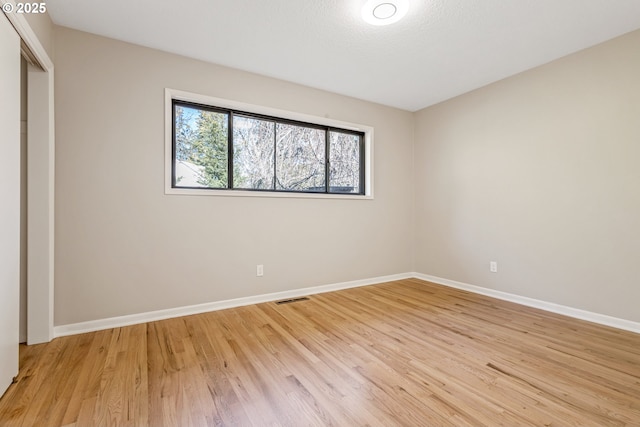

326,130,332,194
359,134,365,195
273,122,277,190
228,112,234,189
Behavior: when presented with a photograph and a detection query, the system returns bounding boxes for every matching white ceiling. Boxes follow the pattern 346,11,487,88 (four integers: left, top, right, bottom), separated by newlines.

47,0,640,111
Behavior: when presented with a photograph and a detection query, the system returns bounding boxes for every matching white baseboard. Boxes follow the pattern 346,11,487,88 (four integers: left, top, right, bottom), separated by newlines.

53,273,413,338
413,273,640,334
54,272,640,338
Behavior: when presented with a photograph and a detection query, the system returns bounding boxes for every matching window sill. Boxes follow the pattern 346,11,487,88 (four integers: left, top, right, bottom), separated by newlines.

164,187,374,200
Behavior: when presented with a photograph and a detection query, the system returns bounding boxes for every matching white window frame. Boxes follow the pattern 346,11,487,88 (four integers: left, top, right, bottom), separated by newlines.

164,88,374,199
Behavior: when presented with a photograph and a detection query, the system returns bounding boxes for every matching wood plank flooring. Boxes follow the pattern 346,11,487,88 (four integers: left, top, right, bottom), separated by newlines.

1,279,639,426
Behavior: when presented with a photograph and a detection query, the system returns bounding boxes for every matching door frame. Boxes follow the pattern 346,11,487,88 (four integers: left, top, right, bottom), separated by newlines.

0,7,21,396
4,6,55,344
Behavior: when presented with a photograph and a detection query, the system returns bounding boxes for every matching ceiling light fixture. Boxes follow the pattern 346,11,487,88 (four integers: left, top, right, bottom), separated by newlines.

362,0,409,26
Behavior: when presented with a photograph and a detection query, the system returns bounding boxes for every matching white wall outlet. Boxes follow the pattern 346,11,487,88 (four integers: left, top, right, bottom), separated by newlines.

256,264,264,277
490,261,498,273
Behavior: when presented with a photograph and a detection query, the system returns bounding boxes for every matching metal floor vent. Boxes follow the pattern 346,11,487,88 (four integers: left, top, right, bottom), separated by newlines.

275,297,310,305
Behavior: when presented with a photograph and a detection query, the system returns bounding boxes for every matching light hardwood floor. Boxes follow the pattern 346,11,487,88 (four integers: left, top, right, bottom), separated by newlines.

1,279,639,426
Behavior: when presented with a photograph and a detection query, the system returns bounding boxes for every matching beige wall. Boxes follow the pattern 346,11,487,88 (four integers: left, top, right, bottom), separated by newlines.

53,27,415,325
414,30,640,322
54,25,640,327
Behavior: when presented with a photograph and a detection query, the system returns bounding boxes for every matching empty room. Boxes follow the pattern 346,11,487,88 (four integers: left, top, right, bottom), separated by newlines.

1,0,639,425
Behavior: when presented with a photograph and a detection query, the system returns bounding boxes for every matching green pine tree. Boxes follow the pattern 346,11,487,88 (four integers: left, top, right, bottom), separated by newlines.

189,110,229,188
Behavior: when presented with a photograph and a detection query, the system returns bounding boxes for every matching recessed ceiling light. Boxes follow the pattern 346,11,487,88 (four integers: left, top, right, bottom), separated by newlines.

362,0,409,26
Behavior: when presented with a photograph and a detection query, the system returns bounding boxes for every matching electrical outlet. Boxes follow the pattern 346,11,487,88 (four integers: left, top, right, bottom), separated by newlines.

490,261,498,273
256,264,264,277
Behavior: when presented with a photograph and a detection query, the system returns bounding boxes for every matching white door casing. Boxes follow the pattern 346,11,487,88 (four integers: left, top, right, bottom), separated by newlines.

0,10,21,396
3,6,56,345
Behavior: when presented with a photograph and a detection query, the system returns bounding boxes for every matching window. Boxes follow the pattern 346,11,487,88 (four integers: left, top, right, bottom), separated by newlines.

169,94,368,197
